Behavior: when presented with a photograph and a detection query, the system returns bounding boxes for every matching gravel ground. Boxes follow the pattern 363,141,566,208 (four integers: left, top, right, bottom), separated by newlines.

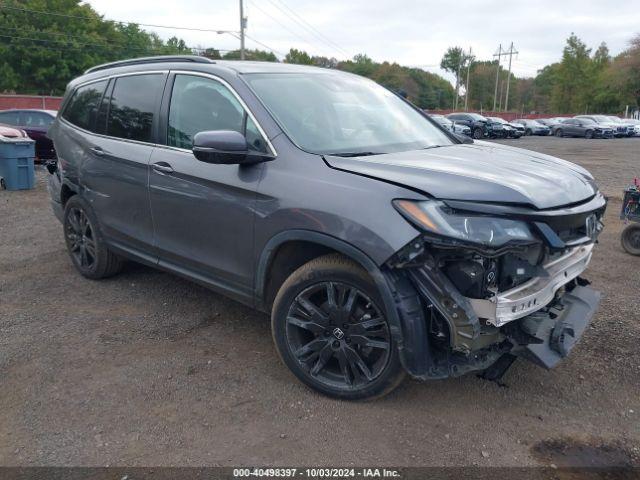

0,136,639,467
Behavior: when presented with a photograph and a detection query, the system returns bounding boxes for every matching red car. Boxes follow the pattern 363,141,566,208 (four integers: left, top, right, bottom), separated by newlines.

0,109,57,160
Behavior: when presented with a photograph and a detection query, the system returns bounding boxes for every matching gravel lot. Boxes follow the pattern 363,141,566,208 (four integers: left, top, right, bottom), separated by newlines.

1,136,639,467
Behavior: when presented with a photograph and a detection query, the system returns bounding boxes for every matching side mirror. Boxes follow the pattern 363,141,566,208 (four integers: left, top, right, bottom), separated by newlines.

192,130,273,165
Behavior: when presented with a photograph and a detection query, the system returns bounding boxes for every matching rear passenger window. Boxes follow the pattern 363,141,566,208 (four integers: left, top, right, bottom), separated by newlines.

62,80,107,131
107,74,164,143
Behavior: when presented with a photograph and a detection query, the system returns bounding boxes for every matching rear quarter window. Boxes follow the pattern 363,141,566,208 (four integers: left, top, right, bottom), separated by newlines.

62,80,108,131
106,74,164,143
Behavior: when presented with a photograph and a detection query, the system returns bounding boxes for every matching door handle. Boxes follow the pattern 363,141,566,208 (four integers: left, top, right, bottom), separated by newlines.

90,146,104,156
152,162,174,174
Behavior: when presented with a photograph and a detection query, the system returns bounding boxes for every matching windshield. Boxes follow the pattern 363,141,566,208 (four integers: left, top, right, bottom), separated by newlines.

607,116,622,123
245,72,454,155
488,117,507,124
468,113,488,121
590,115,610,122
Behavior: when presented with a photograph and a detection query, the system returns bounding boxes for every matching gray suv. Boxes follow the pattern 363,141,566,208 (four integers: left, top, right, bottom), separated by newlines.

47,56,606,399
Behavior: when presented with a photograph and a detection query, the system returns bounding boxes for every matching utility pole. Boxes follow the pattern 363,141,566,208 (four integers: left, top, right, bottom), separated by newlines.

454,59,462,110
464,47,473,111
492,44,502,112
503,42,518,112
239,0,246,60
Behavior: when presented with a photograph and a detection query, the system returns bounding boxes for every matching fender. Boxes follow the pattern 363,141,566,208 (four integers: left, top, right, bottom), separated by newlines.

255,230,431,376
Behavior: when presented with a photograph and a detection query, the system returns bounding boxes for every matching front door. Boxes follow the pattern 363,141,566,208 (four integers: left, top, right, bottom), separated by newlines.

148,73,273,300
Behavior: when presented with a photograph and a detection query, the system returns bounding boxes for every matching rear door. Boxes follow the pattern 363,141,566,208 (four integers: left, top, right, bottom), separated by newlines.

81,72,167,259
148,72,271,301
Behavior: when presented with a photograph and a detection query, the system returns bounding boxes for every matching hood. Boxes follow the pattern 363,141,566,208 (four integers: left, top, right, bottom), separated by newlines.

324,141,597,210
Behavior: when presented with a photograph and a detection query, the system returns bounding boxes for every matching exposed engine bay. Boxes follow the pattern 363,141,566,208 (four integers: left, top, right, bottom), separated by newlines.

384,195,606,381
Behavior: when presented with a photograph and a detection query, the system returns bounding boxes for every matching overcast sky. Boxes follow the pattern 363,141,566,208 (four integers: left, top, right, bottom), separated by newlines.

88,0,639,82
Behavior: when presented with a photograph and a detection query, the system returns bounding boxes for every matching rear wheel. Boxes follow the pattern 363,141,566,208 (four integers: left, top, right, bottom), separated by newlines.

63,196,123,279
271,254,404,400
621,224,640,256
585,130,594,139
555,129,563,137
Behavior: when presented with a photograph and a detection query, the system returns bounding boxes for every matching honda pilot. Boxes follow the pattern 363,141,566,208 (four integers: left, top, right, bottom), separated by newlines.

47,56,606,399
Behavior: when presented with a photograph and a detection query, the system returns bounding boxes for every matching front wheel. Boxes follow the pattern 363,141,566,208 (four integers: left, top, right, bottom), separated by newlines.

585,130,594,139
271,254,404,400
472,127,483,139
621,224,640,256
555,129,563,137
525,129,532,136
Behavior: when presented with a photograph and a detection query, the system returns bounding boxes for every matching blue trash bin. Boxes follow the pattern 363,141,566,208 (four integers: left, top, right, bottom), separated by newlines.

0,137,36,191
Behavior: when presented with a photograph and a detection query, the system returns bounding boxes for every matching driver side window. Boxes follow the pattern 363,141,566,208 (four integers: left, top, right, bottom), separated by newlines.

168,74,268,153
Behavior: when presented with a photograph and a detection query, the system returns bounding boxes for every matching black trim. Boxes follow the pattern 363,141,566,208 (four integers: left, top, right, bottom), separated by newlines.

85,55,214,74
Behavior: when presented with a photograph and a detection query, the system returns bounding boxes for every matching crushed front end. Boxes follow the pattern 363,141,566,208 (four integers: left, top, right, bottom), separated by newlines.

385,193,606,380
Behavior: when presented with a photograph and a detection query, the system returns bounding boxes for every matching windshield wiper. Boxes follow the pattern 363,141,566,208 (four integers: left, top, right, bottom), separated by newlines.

329,151,384,157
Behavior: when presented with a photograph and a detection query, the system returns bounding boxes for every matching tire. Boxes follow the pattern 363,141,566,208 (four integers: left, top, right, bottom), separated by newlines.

555,129,563,138
585,130,594,139
271,253,404,400
621,224,640,256
472,127,483,139
525,129,532,136
63,195,123,279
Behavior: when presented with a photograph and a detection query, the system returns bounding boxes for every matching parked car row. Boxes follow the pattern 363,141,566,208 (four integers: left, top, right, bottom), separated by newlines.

431,111,639,140
0,109,58,160
431,112,524,140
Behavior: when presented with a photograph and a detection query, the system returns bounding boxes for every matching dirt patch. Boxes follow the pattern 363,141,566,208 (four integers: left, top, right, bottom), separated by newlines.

1,138,639,467
532,438,639,468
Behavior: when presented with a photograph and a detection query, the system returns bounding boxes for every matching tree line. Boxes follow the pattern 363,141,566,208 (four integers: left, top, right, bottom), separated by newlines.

441,33,640,115
1,0,638,115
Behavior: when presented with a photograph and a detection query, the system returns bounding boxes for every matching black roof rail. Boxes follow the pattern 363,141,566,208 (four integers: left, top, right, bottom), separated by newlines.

84,55,215,74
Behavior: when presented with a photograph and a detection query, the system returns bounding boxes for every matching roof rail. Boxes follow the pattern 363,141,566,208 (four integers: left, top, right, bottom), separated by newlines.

84,55,215,74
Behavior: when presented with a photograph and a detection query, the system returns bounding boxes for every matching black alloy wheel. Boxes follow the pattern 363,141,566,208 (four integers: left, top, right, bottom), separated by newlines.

621,224,640,256
65,206,97,271
63,196,123,279
525,128,532,136
271,254,404,400
285,281,391,388
555,129,563,137
585,130,594,139
473,127,483,139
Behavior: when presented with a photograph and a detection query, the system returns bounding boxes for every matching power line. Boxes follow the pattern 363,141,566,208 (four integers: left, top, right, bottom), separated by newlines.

263,0,347,57
247,0,321,55
268,0,349,57
0,29,235,54
244,33,286,56
0,4,238,35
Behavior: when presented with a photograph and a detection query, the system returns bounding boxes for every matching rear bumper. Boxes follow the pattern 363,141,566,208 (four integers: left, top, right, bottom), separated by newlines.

510,284,600,369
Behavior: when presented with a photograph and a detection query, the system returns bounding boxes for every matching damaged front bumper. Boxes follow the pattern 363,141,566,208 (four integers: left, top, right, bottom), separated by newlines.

468,243,594,326
507,284,600,369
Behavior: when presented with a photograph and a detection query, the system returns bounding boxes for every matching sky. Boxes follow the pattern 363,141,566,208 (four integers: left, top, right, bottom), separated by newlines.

87,0,639,82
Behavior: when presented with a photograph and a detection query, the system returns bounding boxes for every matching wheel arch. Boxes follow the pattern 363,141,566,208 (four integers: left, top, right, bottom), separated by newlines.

256,230,389,309
256,229,432,378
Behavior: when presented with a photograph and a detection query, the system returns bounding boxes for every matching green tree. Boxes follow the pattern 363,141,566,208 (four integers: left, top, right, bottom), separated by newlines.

222,49,277,61
551,34,593,112
0,0,191,94
284,48,313,65
440,46,471,107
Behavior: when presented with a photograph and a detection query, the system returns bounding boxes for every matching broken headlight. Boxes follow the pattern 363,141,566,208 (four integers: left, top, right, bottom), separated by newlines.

393,200,537,247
